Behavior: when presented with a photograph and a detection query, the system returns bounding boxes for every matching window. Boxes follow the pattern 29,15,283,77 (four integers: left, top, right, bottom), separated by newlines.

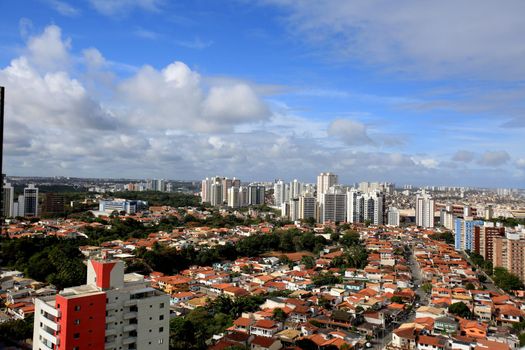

73,333,80,339
160,303,165,308
159,315,164,320
159,327,164,333
74,305,81,311
158,339,164,344
74,319,80,325
73,347,79,350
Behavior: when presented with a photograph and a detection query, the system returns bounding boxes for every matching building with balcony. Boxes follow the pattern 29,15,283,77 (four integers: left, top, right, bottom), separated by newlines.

33,259,169,350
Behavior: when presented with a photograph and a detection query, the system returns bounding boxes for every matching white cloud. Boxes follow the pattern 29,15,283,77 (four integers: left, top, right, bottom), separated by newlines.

118,61,270,132
26,25,71,71
452,150,475,163
46,0,80,17
478,151,511,167
89,0,163,16
327,118,373,146
267,0,525,79
2,23,521,186
516,158,525,169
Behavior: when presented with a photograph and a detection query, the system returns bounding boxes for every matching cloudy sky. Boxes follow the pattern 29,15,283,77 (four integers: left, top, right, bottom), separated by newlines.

0,0,524,187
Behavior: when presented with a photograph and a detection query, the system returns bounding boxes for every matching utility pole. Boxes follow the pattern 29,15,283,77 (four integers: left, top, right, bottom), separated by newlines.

0,86,4,235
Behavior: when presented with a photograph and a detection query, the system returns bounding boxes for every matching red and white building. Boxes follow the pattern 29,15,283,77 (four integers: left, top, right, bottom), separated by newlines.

33,259,169,350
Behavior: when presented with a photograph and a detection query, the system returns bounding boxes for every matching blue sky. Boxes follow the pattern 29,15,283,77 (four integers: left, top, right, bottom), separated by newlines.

0,0,524,187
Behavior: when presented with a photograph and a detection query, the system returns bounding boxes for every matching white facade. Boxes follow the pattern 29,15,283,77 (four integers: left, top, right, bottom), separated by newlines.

316,172,338,202
227,186,240,208
416,190,435,228
387,207,400,227
3,182,14,218
33,260,169,350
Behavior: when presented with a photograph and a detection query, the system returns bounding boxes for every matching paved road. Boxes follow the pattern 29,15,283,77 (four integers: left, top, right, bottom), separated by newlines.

460,251,503,294
371,246,429,350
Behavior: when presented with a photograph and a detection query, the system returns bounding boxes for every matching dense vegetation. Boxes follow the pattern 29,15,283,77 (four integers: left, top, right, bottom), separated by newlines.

429,231,454,244
493,267,524,292
0,237,87,289
137,228,328,275
448,302,473,318
466,252,523,292
170,293,290,350
0,316,34,343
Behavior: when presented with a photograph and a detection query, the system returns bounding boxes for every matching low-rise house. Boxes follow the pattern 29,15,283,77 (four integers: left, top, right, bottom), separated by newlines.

417,335,446,350
250,320,281,338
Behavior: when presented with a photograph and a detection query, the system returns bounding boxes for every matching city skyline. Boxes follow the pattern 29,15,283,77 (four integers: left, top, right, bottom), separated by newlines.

1,1,525,187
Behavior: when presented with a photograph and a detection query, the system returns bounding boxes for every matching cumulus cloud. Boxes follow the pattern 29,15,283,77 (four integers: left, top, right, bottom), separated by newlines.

478,151,511,167
118,61,269,132
516,158,525,169
327,119,373,146
26,25,71,71
452,150,475,162
1,23,521,186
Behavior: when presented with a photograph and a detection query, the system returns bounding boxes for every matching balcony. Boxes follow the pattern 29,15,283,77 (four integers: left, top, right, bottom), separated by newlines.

106,316,116,323
122,336,137,345
123,324,137,332
104,341,117,350
41,314,59,332
105,328,116,336
39,329,58,346
123,312,137,320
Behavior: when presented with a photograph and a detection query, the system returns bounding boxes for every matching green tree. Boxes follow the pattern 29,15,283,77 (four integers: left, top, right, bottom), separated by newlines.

273,308,287,322
340,231,360,247
312,272,342,286
448,302,473,318
421,283,433,294
301,255,316,269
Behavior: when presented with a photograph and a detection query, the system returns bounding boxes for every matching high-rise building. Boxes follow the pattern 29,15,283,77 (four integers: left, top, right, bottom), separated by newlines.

23,184,39,217
201,178,211,203
484,205,494,220
227,186,240,208
33,259,169,350
454,217,484,251
2,182,14,218
440,206,455,230
463,205,472,218
289,198,300,221
319,186,346,223
221,178,233,201
316,172,338,202
42,193,66,217
210,182,223,206
387,207,400,227
346,189,363,224
299,194,316,221
248,185,265,205
493,232,525,282
273,180,287,207
362,190,384,225
290,179,302,199
474,222,505,261
239,186,249,207
415,190,435,228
